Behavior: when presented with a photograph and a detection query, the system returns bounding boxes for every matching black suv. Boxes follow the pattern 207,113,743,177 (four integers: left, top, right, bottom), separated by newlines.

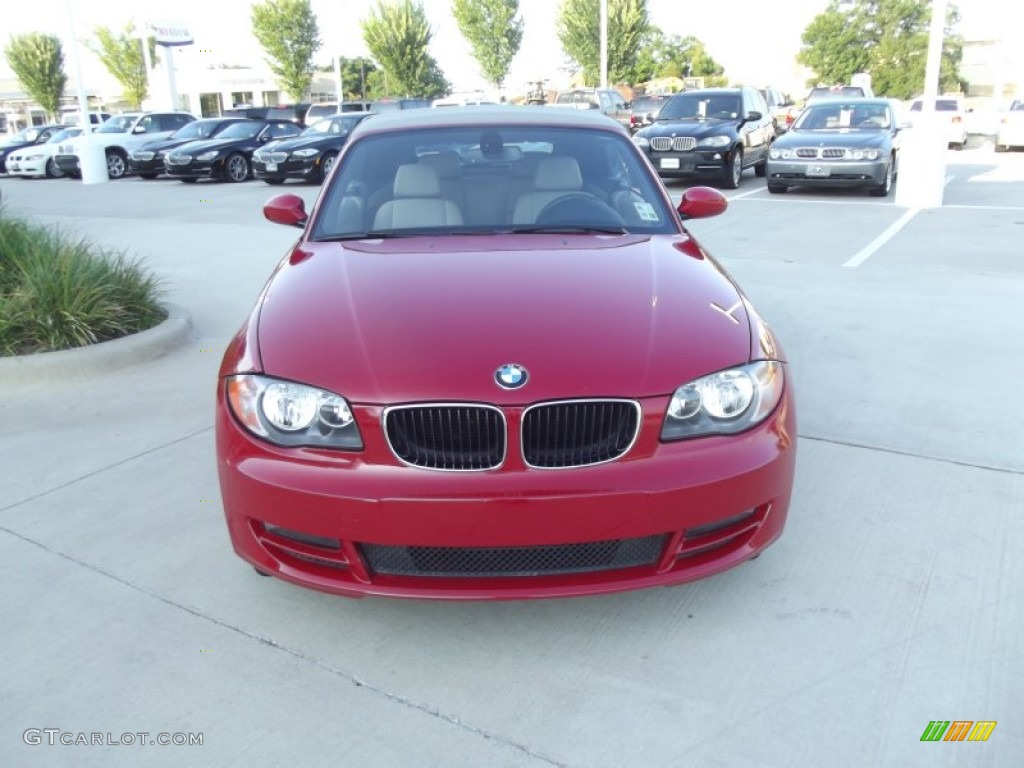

632,86,774,188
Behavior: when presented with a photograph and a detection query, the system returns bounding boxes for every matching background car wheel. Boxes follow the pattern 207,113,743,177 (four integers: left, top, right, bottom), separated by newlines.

722,148,742,189
179,178,197,184
869,157,894,197
67,170,81,180
767,182,786,194
105,150,128,179
263,178,285,185
754,158,767,178
139,173,158,180
315,151,338,183
45,158,64,179
224,153,249,183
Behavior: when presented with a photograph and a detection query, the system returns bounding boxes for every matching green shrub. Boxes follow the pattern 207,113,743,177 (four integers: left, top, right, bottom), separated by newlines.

0,209,165,356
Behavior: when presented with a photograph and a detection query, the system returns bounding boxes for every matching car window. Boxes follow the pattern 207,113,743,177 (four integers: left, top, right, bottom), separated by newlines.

313,125,676,239
660,93,741,120
217,121,262,140
171,120,216,140
96,115,137,133
796,102,891,130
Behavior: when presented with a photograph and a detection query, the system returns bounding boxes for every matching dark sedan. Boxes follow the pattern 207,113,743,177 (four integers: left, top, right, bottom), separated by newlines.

165,119,302,183
766,98,902,196
632,87,774,189
252,113,374,184
0,124,69,174
129,117,249,178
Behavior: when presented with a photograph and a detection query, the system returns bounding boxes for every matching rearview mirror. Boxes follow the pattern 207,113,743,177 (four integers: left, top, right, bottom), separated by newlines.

264,194,308,228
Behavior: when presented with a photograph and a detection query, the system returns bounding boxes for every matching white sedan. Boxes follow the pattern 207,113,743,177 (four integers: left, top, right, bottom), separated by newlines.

6,127,83,178
995,100,1024,152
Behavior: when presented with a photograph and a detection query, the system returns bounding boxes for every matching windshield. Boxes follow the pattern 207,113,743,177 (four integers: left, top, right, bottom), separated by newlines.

6,127,40,143
302,118,346,136
795,102,891,130
910,99,961,112
313,125,675,240
48,128,82,144
96,115,138,134
658,94,741,120
215,122,263,139
170,120,221,140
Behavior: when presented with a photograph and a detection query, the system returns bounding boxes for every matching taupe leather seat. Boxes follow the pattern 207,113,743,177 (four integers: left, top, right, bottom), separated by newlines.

373,164,464,230
511,156,583,225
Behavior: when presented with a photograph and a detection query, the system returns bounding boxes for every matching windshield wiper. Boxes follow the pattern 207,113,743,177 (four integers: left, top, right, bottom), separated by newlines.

500,225,628,235
314,231,424,242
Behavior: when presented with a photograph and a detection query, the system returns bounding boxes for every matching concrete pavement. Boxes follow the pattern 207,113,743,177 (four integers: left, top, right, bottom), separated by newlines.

1,149,1022,766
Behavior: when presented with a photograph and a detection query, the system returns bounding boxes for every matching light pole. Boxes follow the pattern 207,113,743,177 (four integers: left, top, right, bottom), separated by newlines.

66,0,107,183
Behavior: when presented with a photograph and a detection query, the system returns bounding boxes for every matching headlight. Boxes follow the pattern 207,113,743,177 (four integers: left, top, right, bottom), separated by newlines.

633,135,649,148
291,148,319,158
661,361,785,440
697,135,731,148
196,150,219,161
769,147,795,159
225,374,363,450
863,148,880,160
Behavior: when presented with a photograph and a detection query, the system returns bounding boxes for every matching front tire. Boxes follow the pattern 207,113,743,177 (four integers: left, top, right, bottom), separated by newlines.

754,156,767,178
722,147,743,189
263,178,285,185
139,173,158,180
224,153,249,183
869,156,894,197
315,151,338,183
45,158,64,179
105,149,128,179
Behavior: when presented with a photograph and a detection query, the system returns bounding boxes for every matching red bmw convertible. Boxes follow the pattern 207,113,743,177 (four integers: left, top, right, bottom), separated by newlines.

215,106,796,600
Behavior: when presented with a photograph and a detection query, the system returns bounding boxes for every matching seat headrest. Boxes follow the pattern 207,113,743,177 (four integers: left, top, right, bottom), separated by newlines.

534,157,582,191
419,151,461,179
393,164,441,197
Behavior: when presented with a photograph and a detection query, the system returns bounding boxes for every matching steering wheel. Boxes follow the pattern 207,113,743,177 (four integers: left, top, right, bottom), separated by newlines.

534,192,627,228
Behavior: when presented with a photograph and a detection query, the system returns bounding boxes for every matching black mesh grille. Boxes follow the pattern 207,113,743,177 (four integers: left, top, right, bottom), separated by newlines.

385,405,505,470
522,400,640,468
361,535,666,578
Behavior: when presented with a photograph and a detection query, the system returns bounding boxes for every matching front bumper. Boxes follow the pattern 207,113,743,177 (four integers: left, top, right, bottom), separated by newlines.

216,386,797,600
996,124,1024,149
128,155,167,175
642,149,734,179
253,156,321,181
165,159,222,179
767,158,887,188
7,156,48,176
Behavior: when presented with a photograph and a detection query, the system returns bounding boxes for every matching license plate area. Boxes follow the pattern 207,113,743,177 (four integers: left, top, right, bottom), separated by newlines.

265,162,278,172
806,164,831,177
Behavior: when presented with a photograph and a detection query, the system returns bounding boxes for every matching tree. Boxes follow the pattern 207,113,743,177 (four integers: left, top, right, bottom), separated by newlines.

557,0,649,85
4,33,67,120
452,0,523,90
633,31,726,86
362,0,450,99
798,0,963,100
90,25,152,108
251,0,322,101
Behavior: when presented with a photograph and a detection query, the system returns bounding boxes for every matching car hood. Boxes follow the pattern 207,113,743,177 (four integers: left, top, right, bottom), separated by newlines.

172,137,250,154
138,136,197,152
774,129,891,149
643,119,740,138
256,235,752,404
261,134,341,152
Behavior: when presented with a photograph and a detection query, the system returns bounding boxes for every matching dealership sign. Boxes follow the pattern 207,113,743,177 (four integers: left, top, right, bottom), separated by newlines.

146,21,193,46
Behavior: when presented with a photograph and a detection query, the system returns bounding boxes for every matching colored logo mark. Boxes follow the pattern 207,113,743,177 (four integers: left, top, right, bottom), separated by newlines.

920,721,997,742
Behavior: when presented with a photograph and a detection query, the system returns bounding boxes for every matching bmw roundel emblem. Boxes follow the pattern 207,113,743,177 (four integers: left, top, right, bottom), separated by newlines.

495,363,528,389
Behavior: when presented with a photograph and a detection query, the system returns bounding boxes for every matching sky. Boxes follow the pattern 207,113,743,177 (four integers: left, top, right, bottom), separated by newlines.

1,0,1015,96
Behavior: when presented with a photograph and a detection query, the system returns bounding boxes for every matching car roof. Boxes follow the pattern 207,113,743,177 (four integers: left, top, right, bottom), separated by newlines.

353,105,628,135
805,97,891,107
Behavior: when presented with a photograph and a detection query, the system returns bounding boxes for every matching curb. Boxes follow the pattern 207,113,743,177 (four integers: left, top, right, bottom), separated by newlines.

0,303,193,386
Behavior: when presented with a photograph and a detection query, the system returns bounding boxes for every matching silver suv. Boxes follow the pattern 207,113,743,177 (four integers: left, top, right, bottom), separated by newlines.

550,88,632,130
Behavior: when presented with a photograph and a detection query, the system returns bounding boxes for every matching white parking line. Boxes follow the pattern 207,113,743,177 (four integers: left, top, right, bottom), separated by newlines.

842,207,921,268
727,186,765,200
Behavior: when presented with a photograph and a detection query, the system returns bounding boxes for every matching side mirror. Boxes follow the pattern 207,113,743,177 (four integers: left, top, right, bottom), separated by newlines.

133,125,146,134
677,186,728,221
264,194,308,228
745,110,763,122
